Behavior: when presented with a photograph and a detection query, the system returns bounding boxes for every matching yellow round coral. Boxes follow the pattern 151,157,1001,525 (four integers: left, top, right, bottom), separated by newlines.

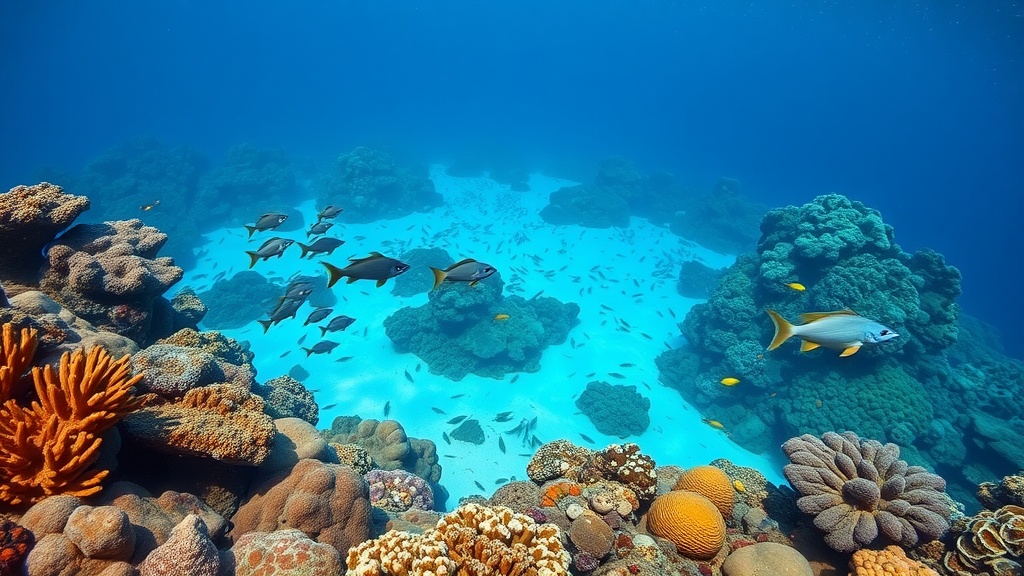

646,490,725,560
673,465,736,518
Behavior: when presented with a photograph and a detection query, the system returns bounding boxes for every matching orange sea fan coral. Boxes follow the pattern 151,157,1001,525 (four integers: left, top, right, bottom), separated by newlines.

0,333,144,507
0,324,38,401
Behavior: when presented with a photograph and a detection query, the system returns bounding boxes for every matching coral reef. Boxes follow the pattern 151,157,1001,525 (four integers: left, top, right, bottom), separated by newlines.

943,504,1024,575
194,143,301,228
0,182,90,284
526,440,593,484
851,545,938,576
0,517,33,575
323,416,442,483
673,465,736,518
677,260,726,299
224,528,344,576
575,381,650,438
782,431,950,553
138,514,219,576
345,503,570,576
316,146,442,223
720,542,813,576
384,275,579,380
578,444,658,500
366,468,435,512
645,490,726,560
669,177,766,254
0,328,143,507
195,271,282,330
977,471,1024,511
253,374,319,425
540,183,631,228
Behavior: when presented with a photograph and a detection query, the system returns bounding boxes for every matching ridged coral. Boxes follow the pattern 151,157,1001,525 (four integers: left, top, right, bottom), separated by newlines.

782,431,950,553
850,545,939,576
673,465,735,518
945,504,1024,574
345,502,571,576
568,511,614,557
0,182,91,283
0,328,144,506
645,490,725,560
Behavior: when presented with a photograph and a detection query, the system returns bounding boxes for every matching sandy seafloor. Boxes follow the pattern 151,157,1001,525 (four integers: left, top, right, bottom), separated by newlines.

177,167,788,508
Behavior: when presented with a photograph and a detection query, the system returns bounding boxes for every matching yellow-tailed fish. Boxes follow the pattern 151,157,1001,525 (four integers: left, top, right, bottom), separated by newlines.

765,308,898,357
494,313,510,321
720,377,741,386
785,282,806,291
429,258,497,289
702,418,725,430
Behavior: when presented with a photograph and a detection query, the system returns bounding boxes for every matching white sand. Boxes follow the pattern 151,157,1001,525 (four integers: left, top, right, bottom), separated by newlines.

180,167,787,509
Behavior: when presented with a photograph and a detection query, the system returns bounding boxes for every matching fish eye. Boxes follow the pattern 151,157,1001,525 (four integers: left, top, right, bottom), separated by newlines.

880,329,889,336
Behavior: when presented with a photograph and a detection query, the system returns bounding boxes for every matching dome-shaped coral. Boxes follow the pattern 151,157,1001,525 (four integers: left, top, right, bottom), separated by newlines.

645,490,725,560
850,545,939,576
673,465,735,518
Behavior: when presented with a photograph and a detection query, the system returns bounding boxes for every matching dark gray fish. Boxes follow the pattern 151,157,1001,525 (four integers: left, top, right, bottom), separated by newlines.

579,433,595,444
317,205,343,221
302,340,339,356
509,374,519,384
619,363,635,368
415,363,421,372
404,370,414,383
298,334,307,345
322,403,338,410
494,411,514,422
384,401,391,417
447,415,468,425
495,478,508,485
298,237,345,259
308,221,333,237
245,212,288,238
335,356,354,362
498,436,506,453
304,307,333,326
285,280,316,299
527,416,537,431
531,434,542,448
320,315,356,336
429,258,497,289
450,393,465,399
474,480,485,491
505,419,527,435
442,431,451,444
246,237,293,268
431,407,446,414
608,372,626,379
322,252,410,288
258,297,304,333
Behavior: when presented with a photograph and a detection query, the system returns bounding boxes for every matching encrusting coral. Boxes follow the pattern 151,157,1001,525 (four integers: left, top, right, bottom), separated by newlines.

345,502,571,576
782,431,950,553
0,323,144,506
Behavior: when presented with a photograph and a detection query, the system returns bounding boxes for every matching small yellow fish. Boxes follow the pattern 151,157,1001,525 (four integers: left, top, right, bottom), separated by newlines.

140,200,160,211
785,282,806,292
720,377,741,387
733,479,746,493
494,314,510,321
702,418,725,430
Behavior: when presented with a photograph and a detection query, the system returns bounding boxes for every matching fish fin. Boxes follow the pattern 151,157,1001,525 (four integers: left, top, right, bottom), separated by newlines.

297,242,311,259
320,326,327,337
840,345,861,357
799,340,821,352
469,280,479,286
430,267,446,290
799,309,859,323
245,251,259,269
765,309,795,351
376,278,386,288
244,225,256,239
446,258,476,271
302,347,313,357
322,262,344,288
258,319,272,334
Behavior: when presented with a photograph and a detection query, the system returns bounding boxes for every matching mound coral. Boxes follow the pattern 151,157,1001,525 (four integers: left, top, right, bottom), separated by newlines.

578,443,658,499
673,465,735,518
575,381,650,438
782,431,950,553
0,182,90,283
850,545,938,576
944,504,1024,575
0,324,144,507
645,490,726,560
345,502,570,576
365,469,435,512
527,440,593,483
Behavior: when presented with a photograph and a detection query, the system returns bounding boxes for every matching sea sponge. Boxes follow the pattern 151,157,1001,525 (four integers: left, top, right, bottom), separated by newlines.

673,465,735,518
645,490,725,560
850,545,939,576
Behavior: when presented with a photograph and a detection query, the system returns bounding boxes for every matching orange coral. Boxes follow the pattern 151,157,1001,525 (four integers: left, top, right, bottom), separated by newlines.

0,324,38,401
645,490,725,560
850,545,939,576
673,465,735,518
0,327,144,507
540,481,582,507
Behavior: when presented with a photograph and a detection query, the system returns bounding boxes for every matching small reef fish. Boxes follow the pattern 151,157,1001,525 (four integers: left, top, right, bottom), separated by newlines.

785,282,807,291
404,370,414,383
334,356,354,362
304,308,333,326
282,281,315,301
579,433,595,444
498,436,506,453
495,478,508,485
442,432,451,444
320,315,356,336
702,418,725,430
720,377,741,387
494,314,510,321
448,415,468,425
429,258,497,289
733,479,746,493
139,200,160,211
244,212,288,238
321,403,337,410
302,340,339,357
766,309,899,357
317,205,343,221
307,221,333,237
246,237,294,268
450,393,465,399
474,481,486,491
384,401,391,417
494,412,514,422
432,407,446,414
607,372,625,379
323,252,410,288
297,237,345,259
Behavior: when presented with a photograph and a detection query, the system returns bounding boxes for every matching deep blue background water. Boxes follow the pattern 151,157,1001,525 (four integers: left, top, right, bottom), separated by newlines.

2,1,1022,356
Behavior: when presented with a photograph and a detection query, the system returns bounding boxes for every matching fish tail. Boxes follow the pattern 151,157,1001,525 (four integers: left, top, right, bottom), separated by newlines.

258,319,273,334
302,347,313,357
244,225,256,239
765,309,795,351
320,326,327,337
322,261,345,288
429,267,446,290
297,242,311,259
245,251,259,269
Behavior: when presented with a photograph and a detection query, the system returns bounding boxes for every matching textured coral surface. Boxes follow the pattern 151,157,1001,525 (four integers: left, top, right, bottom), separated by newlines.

645,490,725,560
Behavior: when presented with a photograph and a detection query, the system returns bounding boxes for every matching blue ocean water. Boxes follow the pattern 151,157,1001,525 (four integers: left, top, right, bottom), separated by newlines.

2,1,1022,353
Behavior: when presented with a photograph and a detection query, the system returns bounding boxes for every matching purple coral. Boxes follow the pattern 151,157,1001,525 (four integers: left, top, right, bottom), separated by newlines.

524,507,548,524
365,469,434,512
782,431,950,553
573,551,600,572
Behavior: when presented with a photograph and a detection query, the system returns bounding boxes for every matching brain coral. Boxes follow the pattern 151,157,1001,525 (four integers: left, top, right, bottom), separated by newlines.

345,502,570,576
673,465,735,518
645,490,726,560
782,431,950,553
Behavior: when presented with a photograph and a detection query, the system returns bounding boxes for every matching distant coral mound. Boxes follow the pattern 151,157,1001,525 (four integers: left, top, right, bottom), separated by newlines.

575,381,650,438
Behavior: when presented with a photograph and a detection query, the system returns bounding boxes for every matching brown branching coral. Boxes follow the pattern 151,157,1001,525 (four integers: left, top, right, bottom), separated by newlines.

0,324,144,507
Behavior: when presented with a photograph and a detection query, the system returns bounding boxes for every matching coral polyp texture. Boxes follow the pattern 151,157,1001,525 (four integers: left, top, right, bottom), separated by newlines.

644,490,726,560
0,324,144,506
345,502,570,576
365,468,435,512
850,545,939,576
0,182,90,283
782,431,950,553
672,465,736,518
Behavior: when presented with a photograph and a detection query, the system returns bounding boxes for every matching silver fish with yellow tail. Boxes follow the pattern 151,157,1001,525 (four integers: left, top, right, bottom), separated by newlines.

765,309,898,357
